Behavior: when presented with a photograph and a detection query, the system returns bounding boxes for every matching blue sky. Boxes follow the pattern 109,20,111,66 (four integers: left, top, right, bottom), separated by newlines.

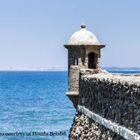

0,0,140,70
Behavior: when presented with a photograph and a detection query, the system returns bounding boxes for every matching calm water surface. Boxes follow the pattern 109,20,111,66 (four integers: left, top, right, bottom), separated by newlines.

0,71,75,140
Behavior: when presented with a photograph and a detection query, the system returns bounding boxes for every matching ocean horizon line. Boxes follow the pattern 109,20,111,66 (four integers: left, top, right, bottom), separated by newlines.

0,67,140,72
0,70,67,72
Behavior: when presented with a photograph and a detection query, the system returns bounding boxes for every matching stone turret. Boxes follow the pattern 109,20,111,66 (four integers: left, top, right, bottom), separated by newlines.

64,24,105,108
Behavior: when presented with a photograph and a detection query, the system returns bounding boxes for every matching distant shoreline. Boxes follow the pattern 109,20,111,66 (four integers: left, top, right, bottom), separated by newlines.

104,67,140,71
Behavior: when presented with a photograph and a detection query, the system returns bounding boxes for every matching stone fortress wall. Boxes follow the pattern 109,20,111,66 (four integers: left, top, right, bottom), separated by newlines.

69,71,140,140
64,24,140,140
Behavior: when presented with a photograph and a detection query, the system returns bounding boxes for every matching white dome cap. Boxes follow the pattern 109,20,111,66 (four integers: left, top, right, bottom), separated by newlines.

67,24,102,46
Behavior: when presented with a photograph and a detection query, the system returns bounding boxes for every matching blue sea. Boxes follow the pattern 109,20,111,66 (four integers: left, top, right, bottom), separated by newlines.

0,71,75,140
0,70,140,140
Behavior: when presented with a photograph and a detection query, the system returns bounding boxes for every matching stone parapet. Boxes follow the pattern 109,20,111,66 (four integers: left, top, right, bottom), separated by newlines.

70,111,126,140
79,73,140,135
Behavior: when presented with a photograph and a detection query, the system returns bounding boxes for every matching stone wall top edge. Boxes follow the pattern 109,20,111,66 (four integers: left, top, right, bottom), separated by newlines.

82,73,140,85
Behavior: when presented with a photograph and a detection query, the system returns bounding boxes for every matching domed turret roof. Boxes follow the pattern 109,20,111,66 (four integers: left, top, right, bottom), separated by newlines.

66,24,102,46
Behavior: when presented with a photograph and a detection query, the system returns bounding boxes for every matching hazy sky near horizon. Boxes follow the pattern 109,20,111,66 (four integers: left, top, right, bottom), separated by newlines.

0,0,140,70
